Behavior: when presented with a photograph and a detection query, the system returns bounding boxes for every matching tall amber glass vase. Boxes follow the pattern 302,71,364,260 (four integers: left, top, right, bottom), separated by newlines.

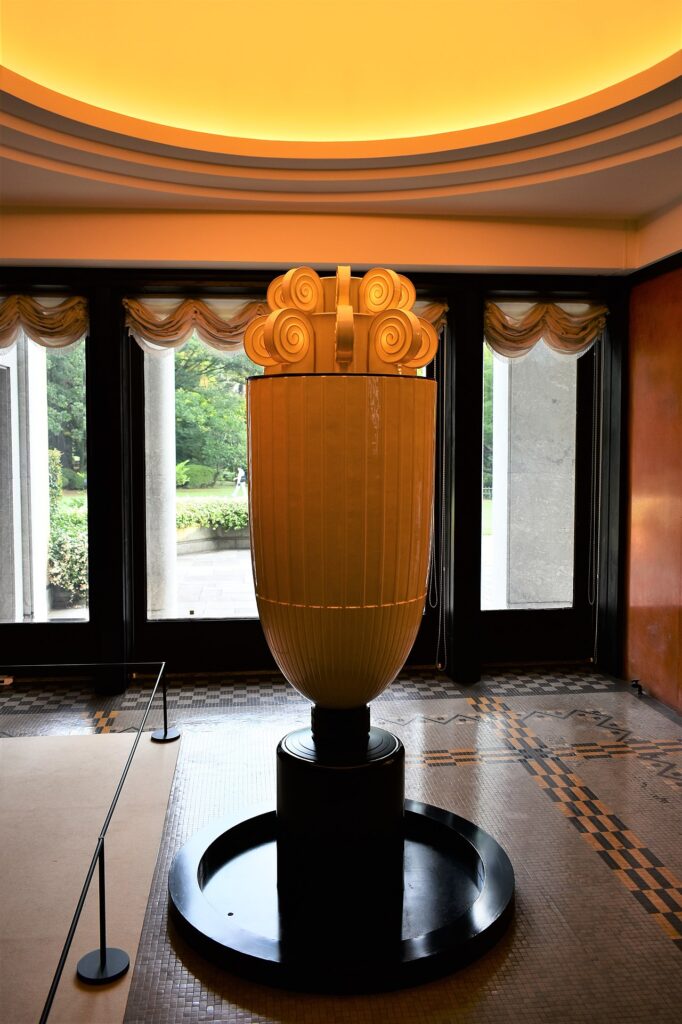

244,265,439,710
248,372,436,708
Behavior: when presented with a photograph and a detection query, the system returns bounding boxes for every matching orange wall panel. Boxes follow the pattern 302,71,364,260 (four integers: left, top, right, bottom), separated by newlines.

0,210,630,274
626,266,682,712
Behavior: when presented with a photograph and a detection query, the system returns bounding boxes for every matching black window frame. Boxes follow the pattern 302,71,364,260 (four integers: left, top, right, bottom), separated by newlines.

0,267,627,681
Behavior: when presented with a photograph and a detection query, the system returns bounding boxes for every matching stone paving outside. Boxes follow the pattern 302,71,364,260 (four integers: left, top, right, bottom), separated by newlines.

173,549,258,619
176,541,490,619
47,549,258,623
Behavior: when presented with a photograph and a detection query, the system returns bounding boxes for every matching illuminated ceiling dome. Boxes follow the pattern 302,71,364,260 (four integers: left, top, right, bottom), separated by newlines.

2,0,681,141
0,0,680,225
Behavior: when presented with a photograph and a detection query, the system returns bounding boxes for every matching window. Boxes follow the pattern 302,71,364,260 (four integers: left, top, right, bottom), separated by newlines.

0,331,89,623
141,317,263,621
482,338,577,610
0,276,619,678
481,298,607,623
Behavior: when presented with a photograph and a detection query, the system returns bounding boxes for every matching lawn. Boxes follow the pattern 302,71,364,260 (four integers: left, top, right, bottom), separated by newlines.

482,498,492,536
60,491,87,508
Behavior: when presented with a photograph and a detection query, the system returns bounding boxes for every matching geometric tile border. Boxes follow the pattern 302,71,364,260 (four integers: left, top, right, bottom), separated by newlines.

0,667,624,714
417,695,682,952
525,755,682,951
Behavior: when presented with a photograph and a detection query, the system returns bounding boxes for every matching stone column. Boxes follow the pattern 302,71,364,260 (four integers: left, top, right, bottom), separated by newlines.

490,354,510,609
504,344,576,608
144,351,178,619
16,335,49,621
0,354,23,621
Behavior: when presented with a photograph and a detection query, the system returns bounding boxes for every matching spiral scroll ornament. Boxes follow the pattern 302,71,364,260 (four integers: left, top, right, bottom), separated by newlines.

404,317,439,368
335,304,355,366
336,264,352,308
267,275,286,310
359,267,403,314
370,309,422,365
244,266,440,375
244,315,278,366
263,307,314,364
397,274,417,310
281,267,324,314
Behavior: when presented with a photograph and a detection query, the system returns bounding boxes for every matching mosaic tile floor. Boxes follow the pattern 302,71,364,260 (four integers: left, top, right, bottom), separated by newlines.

2,667,680,1023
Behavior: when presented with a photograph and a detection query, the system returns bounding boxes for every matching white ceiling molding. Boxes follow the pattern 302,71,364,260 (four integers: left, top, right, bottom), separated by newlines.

1,58,681,223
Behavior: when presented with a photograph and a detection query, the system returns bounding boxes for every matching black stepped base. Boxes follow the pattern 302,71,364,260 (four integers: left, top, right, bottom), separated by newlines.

168,799,515,993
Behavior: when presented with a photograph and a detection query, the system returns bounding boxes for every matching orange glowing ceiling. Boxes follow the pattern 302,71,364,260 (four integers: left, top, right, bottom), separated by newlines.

2,0,680,142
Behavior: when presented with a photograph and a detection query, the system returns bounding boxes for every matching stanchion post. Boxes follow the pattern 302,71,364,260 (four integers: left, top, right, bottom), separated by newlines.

151,670,180,743
76,840,130,984
39,662,171,1019
98,841,106,970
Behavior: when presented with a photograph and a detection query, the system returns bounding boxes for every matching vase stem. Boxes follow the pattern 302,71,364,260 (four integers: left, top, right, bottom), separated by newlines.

311,703,370,751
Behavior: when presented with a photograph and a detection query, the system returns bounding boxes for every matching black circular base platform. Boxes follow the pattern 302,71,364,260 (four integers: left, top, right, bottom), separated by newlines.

76,947,130,984
168,800,515,992
151,726,180,743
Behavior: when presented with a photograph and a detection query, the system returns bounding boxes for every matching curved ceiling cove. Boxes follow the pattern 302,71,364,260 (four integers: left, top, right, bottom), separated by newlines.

1,0,681,142
1,54,681,222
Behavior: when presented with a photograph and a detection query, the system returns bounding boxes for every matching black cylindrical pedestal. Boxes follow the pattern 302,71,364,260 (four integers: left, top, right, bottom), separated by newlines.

277,712,405,954
168,704,516,990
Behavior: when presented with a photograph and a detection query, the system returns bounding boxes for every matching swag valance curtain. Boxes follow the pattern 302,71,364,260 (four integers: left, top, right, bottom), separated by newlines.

124,296,450,353
0,295,89,349
0,295,600,358
484,301,608,359
123,297,270,353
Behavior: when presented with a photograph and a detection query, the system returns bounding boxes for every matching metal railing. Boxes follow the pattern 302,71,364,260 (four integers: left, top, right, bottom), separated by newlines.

1,661,178,1023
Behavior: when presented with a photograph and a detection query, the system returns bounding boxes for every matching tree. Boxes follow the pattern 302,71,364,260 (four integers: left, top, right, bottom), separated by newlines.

175,388,246,482
173,337,258,480
46,344,87,472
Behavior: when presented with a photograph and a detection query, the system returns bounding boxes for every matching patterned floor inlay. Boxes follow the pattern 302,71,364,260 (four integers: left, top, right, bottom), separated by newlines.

411,696,682,794
524,756,682,951
3,668,681,1022
437,696,682,953
83,709,121,733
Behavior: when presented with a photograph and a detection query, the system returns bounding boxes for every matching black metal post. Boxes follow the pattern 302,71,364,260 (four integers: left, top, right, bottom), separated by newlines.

151,669,180,743
76,838,130,984
37,663,169,1020
98,842,107,970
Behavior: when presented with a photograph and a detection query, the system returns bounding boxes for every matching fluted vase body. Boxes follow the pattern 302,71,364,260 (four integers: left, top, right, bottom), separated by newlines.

248,373,436,708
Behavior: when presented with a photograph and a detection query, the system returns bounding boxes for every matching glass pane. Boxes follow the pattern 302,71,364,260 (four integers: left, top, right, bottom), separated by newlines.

0,333,89,622
145,333,263,620
482,337,577,610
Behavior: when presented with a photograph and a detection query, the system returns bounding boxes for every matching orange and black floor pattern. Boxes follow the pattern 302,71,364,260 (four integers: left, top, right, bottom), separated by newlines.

2,667,681,1022
84,709,120,733
465,695,682,952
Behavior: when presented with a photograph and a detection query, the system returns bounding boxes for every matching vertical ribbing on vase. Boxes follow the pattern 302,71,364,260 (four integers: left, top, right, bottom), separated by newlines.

248,376,436,708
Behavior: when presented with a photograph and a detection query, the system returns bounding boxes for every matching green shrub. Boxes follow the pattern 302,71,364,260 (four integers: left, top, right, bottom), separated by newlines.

48,506,89,603
176,460,190,487
176,499,249,532
62,467,86,490
183,463,217,488
48,449,63,516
